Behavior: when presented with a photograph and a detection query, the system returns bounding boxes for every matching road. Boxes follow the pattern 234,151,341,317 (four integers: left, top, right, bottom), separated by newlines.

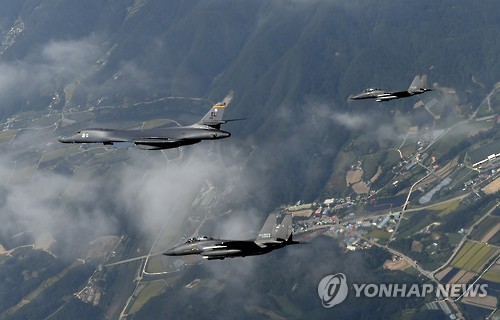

117,152,187,319
455,254,499,302
390,172,433,240
360,236,437,281
357,236,465,318
433,202,500,276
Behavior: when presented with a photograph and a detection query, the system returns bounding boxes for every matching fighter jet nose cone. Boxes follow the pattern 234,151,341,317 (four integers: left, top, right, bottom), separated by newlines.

163,248,177,256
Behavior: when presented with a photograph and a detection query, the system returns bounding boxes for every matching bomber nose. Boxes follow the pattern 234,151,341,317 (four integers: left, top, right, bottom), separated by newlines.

58,136,70,143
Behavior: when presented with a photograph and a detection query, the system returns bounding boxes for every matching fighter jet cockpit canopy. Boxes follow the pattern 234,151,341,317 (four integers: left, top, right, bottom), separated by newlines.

364,88,380,93
185,236,214,243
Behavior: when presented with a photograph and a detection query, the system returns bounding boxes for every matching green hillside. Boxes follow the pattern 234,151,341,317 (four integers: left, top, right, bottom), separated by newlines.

0,1,499,318
1,0,498,203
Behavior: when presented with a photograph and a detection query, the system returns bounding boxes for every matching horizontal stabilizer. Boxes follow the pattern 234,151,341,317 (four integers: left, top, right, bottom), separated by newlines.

219,118,247,123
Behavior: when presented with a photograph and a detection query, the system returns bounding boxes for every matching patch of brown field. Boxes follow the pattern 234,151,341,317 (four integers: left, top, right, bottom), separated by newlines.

435,267,452,281
384,258,410,271
35,233,55,251
370,166,382,183
86,236,120,260
481,223,500,243
434,157,458,176
461,295,497,310
346,169,363,186
468,128,491,137
449,269,468,285
291,210,313,218
352,181,370,194
483,177,500,195
489,264,500,273
455,271,476,285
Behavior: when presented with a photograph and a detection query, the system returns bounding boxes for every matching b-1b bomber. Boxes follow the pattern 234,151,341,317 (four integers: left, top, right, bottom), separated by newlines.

59,95,237,150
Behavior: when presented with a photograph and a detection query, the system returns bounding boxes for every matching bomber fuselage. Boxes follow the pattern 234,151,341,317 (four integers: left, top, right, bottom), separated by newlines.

58,126,230,149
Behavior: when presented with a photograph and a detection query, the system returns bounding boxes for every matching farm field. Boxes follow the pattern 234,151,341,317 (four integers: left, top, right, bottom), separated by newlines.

451,241,498,273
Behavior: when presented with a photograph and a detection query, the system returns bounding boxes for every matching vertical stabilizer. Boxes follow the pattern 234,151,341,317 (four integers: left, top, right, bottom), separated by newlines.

420,74,428,89
256,214,276,241
197,102,226,128
275,214,293,241
408,74,430,93
408,75,421,92
196,91,233,128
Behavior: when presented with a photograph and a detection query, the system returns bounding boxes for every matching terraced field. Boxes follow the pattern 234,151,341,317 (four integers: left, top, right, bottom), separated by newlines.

451,241,498,273
469,216,500,241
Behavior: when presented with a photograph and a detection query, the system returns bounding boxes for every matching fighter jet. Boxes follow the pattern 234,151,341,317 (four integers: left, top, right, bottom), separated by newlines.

350,75,431,102
163,214,299,260
58,96,236,150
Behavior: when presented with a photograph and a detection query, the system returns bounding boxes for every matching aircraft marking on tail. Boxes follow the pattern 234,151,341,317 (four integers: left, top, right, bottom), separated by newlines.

256,213,277,240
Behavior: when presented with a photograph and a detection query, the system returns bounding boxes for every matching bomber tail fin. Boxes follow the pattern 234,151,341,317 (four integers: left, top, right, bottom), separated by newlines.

197,102,227,129
196,91,234,129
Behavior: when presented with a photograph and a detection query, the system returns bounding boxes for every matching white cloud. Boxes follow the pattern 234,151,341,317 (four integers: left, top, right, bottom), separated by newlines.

0,36,102,113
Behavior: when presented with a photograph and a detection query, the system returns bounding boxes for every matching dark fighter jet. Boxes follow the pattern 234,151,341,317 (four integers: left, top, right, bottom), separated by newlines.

163,214,299,260
58,96,235,150
350,75,431,102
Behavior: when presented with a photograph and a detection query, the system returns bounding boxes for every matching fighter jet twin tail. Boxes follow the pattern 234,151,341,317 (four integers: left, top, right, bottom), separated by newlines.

164,214,299,260
350,74,431,102
58,94,238,150
103,214,299,267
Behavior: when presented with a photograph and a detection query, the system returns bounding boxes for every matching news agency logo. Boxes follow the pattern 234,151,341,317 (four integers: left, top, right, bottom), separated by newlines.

317,273,348,308
318,273,489,308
